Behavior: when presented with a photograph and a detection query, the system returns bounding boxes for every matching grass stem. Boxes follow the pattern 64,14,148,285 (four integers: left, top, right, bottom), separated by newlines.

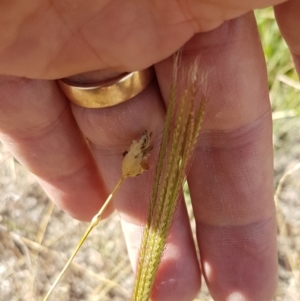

42,177,125,301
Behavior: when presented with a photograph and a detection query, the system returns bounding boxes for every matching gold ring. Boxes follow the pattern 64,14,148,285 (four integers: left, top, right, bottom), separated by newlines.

58,68,154,108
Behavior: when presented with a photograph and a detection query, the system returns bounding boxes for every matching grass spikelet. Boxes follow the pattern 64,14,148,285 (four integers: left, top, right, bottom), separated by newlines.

131,53,206,301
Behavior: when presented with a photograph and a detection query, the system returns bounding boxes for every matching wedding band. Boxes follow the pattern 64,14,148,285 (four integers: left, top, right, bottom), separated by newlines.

58,68,154,108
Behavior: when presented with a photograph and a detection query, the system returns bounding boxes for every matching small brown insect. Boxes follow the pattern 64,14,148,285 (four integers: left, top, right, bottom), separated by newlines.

122,131,153,178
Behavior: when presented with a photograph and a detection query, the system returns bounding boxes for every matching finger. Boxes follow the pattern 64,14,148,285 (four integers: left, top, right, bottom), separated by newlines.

155,12,277,301
71,76,200,301
0,76,107,221
274,0,300,75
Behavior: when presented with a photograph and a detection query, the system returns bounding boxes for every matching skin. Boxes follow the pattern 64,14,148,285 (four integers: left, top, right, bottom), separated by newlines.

0,0,299,300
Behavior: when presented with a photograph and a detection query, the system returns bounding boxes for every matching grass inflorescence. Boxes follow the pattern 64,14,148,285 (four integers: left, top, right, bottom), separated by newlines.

132,54,205,301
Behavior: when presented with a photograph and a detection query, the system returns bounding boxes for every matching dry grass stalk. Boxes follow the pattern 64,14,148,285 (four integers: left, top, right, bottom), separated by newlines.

131,54,205,301
43,131,153,301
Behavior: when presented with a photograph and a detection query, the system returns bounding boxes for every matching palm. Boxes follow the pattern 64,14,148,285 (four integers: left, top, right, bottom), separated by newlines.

0,0,285,79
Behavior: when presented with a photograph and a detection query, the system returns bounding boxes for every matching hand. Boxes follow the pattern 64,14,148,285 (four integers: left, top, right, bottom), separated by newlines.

0,1,299,301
